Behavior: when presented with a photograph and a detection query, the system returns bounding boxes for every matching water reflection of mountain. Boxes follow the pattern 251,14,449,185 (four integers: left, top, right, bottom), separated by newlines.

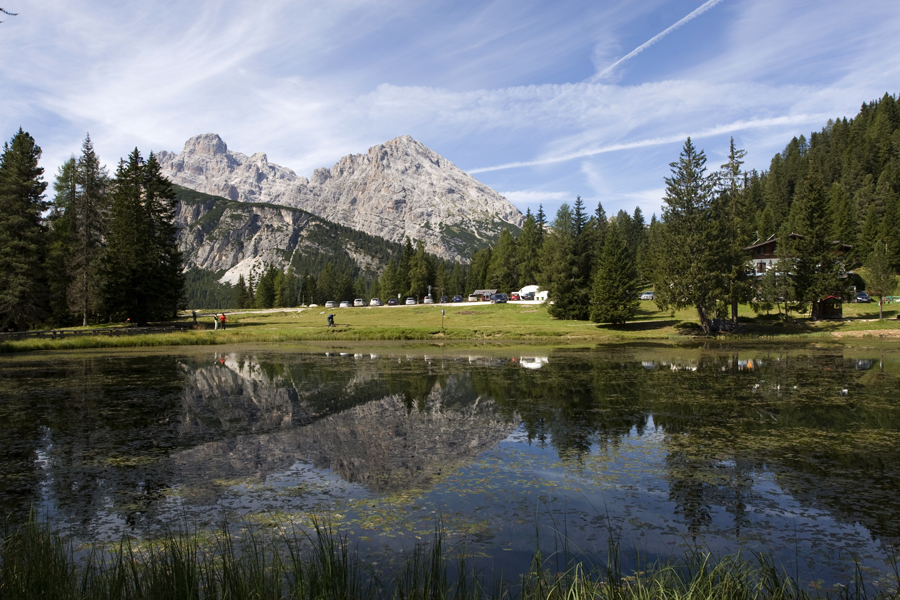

174,383,518,495
170,354,520,496
2,346,899,550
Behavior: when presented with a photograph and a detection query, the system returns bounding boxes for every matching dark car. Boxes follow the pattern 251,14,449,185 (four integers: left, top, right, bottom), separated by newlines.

440,295,450,303
521,292,535,300
452,295,463,302
855,291,872,303
490,293,508,304
387,298,399,306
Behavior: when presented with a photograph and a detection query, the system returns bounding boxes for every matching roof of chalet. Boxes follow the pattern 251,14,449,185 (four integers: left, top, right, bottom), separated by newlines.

471,289,498,296
743,233,852,253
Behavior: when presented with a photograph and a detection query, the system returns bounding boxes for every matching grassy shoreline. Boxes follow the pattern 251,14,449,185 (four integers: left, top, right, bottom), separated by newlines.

2,517,896,599
1,302,898,353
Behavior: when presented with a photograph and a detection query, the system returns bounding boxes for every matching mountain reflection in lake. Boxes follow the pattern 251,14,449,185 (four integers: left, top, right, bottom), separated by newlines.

1,344,898,588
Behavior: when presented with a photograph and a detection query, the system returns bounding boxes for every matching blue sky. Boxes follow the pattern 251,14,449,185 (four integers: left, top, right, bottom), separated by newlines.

2,0,899,220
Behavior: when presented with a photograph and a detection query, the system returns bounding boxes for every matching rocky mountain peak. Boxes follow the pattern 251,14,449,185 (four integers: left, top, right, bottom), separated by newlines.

183,133,228,156
159,134,523,262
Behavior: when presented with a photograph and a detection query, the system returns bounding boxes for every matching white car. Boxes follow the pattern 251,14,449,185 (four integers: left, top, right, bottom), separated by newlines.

339,301,351,308
423,295,434,304
405,297,417,305
353,298,365,307
369,298,383,306
324,300,337,308
640,291,655,301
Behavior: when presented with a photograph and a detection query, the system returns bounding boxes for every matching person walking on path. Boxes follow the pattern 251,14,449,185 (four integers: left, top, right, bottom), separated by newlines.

219,314,227,330
192,310,197,325
213,313,219,330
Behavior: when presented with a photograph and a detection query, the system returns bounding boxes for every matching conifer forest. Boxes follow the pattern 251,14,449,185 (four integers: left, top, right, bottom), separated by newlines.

1,94,898,330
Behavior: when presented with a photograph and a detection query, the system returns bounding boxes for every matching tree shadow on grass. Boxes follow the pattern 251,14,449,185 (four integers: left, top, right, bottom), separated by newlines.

596,319,679,331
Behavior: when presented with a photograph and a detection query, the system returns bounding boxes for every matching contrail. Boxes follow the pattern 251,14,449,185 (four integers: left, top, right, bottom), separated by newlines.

468,114,828,174
593,0,727,81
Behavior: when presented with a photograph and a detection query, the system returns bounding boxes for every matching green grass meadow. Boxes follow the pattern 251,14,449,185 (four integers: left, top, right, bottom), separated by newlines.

1,300,899,353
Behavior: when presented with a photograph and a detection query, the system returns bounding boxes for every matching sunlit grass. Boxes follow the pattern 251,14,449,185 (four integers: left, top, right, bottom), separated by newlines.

1,301,898,353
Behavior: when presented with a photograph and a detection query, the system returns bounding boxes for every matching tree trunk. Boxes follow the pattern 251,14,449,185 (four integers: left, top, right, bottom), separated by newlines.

696,305,711,334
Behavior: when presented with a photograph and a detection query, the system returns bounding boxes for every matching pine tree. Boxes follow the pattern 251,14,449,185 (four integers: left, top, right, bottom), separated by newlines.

47,158,78,325
407,239,432,297
68,134,109,326
0,129,49,330
782,168,848,319
234,274,251,308
590,220,639,325
101,149,183,325
254,265,277,308
516,212,542,287
486,229,518,291
865,241,897,319
652,138,720,333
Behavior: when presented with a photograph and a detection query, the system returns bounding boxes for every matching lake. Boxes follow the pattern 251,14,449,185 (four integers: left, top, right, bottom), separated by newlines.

1,342,898,591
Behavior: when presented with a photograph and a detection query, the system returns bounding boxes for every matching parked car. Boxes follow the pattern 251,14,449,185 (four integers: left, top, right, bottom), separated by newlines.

369,298,383,306
510,292,521,301
339,301,351,308
440,295,450,303
387,298,399,306
490,293,508,304
324,300,337,308
423,295,434,304
405,297,417,305
640,291,655,301
452,295,464,302
855,291,872,303
521,292,535,301
353,298,365,307
467,294,479,302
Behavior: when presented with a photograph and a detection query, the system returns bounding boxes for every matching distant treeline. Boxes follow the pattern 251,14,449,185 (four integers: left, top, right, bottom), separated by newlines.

460,93,900,330
0,131,183,330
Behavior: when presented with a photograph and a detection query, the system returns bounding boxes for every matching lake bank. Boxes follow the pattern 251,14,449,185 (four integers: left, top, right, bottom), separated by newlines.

1,302,899,353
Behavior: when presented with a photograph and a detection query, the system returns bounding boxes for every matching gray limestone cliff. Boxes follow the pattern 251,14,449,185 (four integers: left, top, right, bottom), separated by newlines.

159,134,523,262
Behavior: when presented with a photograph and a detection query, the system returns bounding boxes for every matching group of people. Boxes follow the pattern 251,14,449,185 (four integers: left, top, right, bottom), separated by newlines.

212,313,227,330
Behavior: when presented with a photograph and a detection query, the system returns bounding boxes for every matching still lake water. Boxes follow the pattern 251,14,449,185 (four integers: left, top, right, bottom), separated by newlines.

1,343,899,588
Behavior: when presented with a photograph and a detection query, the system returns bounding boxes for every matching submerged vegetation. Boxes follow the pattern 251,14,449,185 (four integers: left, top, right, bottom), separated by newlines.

2,517,897,599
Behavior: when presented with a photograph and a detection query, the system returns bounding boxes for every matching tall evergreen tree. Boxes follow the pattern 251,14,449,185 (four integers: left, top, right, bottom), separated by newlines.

486,228,518,291
651,138,720,333
68,134,109,326
781,168,848,319
0,129,49,330
865,241,897,319
101,149,183,325
234,274,251,308
590,220,639,325
47,157,78,325
407,239,432,297
516,212,542,287
541,203,591,320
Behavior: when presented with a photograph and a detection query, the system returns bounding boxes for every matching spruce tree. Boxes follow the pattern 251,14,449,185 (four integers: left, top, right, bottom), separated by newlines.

234,274,251,308
486,228,518,291
0,128,49,330
47,157,78,325
516,212,542,287
101,149,183,325
652,138,720,333
865,241,897,319
68,134,109,326
782,168,847,319
590,220,639,325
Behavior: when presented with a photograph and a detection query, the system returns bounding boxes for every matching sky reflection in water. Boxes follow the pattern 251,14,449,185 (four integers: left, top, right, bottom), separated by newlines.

0,344,898,588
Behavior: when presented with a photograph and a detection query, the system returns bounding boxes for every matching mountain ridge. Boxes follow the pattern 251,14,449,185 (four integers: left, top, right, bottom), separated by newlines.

158,134,523,262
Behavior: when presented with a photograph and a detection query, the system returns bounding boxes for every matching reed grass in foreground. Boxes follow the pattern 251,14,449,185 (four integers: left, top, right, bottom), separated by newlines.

2,518,897,599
